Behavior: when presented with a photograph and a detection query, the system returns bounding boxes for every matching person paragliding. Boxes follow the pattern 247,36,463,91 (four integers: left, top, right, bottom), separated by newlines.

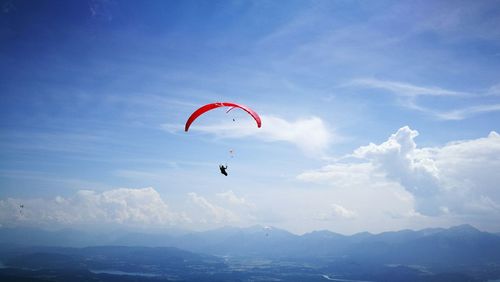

219,164,228,176
185,102,261,176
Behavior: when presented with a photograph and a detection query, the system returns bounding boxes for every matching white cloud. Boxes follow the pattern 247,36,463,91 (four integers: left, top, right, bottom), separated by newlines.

316,204,357,220
352,127,443,215
0,188,253,231
351,78,469,97
298,162,384,188
188,192,239,224
0,187,183,228
486,84,500,96
166,114,333,156
296,155,419,233
299,126,500,227
216,190,255,208
431,131,500,211
349,78,500,120
435,104,500,120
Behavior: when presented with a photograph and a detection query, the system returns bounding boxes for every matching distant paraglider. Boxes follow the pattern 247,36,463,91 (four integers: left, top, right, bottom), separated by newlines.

219,165,228,176
264,226,271,237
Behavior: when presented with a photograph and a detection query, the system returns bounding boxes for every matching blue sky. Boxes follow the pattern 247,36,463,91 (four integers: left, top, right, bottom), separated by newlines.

1,0,500,234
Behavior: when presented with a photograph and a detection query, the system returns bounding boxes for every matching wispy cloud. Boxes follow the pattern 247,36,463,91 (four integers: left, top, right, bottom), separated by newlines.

350,78,469,97
164,115,333,157
486,84,500,96
436,104,500,120
349,78,500,120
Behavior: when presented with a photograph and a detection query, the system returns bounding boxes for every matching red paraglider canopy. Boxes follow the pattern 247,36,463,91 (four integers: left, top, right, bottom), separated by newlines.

185,102,261,132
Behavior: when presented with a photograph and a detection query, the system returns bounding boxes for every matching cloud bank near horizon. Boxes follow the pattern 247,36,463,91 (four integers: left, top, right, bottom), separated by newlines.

298,126,500,228
2,127,499,234
0,188,255,230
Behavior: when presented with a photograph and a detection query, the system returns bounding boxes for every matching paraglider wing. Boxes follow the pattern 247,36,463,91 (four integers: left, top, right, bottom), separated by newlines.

184,102,261,132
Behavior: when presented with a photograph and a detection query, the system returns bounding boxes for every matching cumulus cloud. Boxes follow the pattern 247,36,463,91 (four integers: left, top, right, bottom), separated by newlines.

431,131,500,212
0,187,183,228
0,188,255,230
299,126,500,223
353,126,442,215
188,192,239,224
165,114,332,156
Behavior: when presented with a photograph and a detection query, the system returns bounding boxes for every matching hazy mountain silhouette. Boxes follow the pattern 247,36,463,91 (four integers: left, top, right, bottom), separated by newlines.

1,225,499,281
1,224,499,263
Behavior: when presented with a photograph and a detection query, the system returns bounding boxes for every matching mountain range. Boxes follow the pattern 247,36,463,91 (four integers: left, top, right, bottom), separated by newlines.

1,224,500,264
1,224,499,281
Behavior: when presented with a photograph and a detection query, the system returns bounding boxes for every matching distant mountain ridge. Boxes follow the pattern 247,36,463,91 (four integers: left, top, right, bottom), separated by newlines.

1,224,500,281
1,224,499,266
